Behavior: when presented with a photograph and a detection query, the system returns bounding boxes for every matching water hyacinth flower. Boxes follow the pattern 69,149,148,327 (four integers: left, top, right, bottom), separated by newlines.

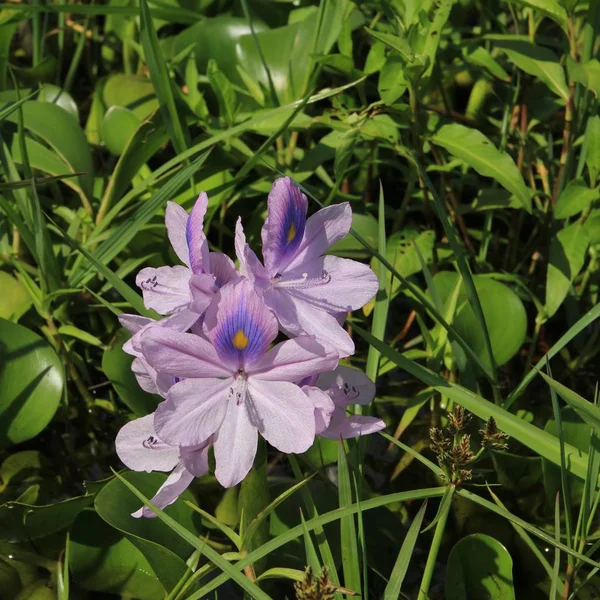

140,278,339,487
116,414,211,518
235,177,379,357
136,193,238,322
306,366,385,439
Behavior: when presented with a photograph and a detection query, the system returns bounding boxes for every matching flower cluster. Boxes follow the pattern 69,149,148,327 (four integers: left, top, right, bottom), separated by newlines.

115,177,384,517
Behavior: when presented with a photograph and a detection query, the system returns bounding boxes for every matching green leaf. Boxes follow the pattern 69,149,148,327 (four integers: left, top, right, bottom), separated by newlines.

378,55,407,105
432,123,532,213
0,271,31,321
491,38,569,101
364,28,413,61
507,0,568,29
445,534,516,600
545,222,590,318
102,330,160,417
329,213,378,259
58,325,104,348
0,494,93,543
554,177,600,219
567,57,600,97
430,272,527,368
586,115,600,185
206,58,238,125
0,318,64,447
5,101,94,200
95,471,200,592
69,508,166,599
139,0,188,155
463,45,510,81
383,500,427,600
103,73,159,121
338,441,361,595
100,106,142,156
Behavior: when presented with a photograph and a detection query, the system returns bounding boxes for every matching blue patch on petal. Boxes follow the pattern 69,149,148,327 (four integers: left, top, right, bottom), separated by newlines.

277,182,306,268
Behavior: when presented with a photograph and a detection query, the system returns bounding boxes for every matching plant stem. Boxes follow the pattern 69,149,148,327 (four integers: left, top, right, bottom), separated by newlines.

417,486,453,600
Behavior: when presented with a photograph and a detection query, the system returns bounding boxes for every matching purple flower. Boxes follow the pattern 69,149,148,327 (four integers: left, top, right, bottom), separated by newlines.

136,193,238,320
235,177,379,358
140,279,338,487
309,366,385,439
115,414,210,518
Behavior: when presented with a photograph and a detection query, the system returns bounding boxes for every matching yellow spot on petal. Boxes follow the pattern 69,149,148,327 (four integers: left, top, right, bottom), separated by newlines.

233,329,249,350
287,223,296,243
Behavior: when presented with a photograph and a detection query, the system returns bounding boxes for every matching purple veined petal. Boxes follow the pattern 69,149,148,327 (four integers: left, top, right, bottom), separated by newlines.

249,336,338,382
142,327,234,378
303,385,335,435
186,192,210,274
214,388,258,488
189,273,218,314
132,461,195,518
284,202,352,272
265,289,355,358
131,357,161,395
321,411,386,440
180,440,211,477
154,378,231,446
317,365,376,406
166,201,191,267
234,218,269,287
203,279,278,371
136,265,192,315
119,314,153,336
284,255,379,313
261,177,308,275
247,379,315,453
116,414,180,472
209,252,240,288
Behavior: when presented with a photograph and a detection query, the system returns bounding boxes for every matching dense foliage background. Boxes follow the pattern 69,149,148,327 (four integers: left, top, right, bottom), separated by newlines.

0,0,599,598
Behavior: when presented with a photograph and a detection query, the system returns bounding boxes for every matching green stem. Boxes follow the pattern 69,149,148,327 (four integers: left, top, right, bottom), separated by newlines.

418,487,453,600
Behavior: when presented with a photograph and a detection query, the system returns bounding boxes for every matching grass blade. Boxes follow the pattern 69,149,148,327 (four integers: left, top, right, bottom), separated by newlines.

383,500,428,600
550,493,561,600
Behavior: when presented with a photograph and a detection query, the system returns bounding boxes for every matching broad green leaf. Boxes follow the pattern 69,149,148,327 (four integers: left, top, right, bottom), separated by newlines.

429,272,527,368
0,271,31,321
5,101,93,200
491,38,569,102
206,59,238,125
100,106,142,156
102,330,160,417
507,0,568,29
554,177,600,219
567,57,600,97
586,115,600,185
0,319,64,447
103,74,159,121
432,124,532,212
334,128,360,184
383,500,427,600
69,508,165,599
58,325,103,348
364,28,413,61
37,84,78,120
0,494,93,543
545,222,590,318
329,213,378,259
0,557,21,598
445,534,516,600
415,0,453,80
378,55,407,105
463,45,510,80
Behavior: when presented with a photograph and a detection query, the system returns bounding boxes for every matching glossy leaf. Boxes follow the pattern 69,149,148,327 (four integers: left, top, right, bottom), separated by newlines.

586,115,600,185
0,271,31,321
545,222,590,318
0,319,64,447
554,177,600,219
445,534,516,600
103,73,159,120
429,272,527,368
432,123,532,212
100,106,142,156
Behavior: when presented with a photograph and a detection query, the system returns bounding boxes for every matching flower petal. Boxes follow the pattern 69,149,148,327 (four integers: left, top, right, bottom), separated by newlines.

136,265,192,315
189,273,217,315
266,289,355,358
235,218,269,286
318,365,376,406
203,279,278,371
209,252,240,288
247,379,315,453
303,385,335,435
250,336,338,382
165,201,191,267
187,192,210,274
142,327,233,378
288,255,379,313
181,442,211,477
116,414,179,472
261,177,308,275
154,378,230,446
132,461,194,518
285,202,352,271
214,396,258,487
321,411,385,440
